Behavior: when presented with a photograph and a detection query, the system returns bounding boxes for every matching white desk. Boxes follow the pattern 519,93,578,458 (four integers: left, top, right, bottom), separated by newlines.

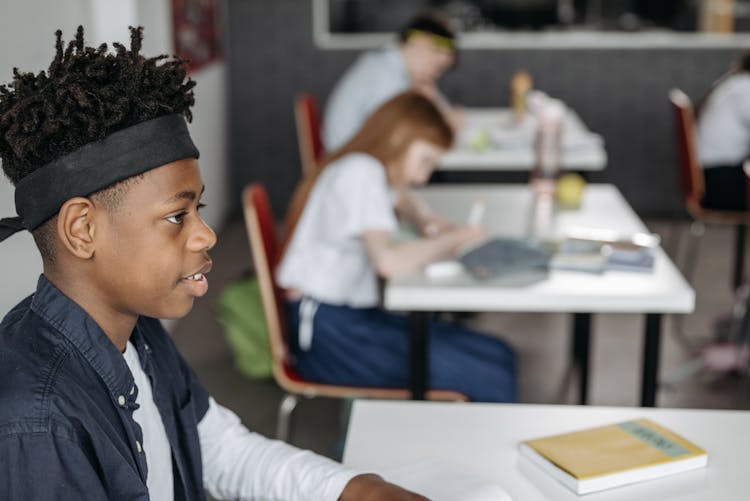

387,185,694,406
440,108,607,172
343,400,750,501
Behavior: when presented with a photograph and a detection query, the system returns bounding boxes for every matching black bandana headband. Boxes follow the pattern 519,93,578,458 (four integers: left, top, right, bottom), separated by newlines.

0,114,199,242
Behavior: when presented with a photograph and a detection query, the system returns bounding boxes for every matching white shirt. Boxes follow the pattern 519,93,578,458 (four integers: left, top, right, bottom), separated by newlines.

323,45,411,150
122,341,174,501
123,343,361,500
277,153,397,307
199,398,360,500
697,73,750,167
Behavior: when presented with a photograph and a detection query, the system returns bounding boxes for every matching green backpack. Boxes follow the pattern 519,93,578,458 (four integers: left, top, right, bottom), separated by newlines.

215,274,273,379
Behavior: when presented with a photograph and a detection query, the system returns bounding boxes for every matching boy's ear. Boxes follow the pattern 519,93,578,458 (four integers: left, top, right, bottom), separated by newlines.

56,197,97,259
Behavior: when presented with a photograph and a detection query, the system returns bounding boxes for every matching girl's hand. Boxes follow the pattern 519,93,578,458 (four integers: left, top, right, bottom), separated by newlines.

446,224,486,254
421,214,454,237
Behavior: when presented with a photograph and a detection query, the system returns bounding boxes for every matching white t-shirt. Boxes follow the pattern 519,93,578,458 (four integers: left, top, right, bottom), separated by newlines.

122,341,174,501
277,153,397,307
697,73,750,167
323,45,411,150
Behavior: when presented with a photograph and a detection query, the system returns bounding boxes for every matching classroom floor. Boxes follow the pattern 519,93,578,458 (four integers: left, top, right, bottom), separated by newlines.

172,216,750,463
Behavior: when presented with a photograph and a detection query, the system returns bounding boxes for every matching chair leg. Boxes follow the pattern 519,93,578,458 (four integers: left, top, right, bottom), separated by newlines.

683,220,705,284
276,393,299,443
734,224,746,291
670,220,704,357
332,398,354,461
661,221,708,388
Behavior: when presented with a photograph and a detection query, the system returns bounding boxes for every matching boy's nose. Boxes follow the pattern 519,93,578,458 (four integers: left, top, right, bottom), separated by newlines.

190,218,217,251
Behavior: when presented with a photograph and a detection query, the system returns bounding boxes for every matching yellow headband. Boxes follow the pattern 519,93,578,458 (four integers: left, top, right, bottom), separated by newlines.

406,29,455,52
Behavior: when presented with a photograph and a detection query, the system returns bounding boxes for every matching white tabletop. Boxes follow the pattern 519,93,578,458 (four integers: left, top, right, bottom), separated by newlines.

440,108,607,171
385,184,694,314
343,400,750,501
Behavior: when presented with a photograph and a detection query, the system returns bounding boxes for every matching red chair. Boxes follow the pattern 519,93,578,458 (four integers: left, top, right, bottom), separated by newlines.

294,93,326,176
669,89,750,290
242,183,467,442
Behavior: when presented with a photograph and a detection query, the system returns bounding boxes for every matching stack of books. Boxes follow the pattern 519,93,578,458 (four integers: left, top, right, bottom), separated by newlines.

550,232,659,273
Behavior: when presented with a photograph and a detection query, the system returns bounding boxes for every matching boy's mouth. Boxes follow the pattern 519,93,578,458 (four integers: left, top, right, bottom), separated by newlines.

179,261,212,296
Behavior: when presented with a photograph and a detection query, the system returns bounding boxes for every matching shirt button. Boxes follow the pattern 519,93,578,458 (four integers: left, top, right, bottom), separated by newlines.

118,395,126,406
136,440,142,453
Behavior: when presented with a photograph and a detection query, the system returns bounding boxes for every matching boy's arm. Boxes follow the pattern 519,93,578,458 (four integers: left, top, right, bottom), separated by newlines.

0,432,109,500
198,398,427,500
199,397,356,500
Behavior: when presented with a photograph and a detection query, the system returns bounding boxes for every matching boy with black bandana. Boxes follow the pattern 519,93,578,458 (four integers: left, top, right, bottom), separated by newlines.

0,26,426,501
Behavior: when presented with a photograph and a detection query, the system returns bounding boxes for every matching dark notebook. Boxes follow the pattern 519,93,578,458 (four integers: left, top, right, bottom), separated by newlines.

458,237,553,281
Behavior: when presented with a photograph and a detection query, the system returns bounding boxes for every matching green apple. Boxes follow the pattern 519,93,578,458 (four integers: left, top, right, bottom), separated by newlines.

469,128,492,152
556,173,586,208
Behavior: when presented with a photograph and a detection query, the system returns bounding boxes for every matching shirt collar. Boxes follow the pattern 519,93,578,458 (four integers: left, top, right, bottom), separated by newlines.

30,274,137,405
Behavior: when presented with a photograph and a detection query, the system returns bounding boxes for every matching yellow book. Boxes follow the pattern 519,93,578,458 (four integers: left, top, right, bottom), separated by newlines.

519,418,708,495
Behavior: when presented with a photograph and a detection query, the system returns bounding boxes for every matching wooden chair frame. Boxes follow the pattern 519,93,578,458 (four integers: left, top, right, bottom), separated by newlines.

294,93,326,176
669,88,750,290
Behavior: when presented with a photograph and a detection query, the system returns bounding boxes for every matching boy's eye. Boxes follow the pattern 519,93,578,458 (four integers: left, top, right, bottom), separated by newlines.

166,212,187,224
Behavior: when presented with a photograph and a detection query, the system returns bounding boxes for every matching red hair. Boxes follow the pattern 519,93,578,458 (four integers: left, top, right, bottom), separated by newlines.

281,91,453,253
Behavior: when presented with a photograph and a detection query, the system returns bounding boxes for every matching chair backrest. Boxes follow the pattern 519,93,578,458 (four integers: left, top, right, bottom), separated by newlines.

242,183,303,385
294,93,326,176
669,88,704,208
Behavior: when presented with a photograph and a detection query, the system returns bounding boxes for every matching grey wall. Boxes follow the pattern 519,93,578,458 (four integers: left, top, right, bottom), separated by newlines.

227,0,736,218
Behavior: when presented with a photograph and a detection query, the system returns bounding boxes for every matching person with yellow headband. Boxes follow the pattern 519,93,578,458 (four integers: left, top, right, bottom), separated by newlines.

322,12,461,151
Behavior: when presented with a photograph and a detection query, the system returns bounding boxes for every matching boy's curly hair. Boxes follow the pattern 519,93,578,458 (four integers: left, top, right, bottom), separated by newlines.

0,25,195,185
0,26,196,263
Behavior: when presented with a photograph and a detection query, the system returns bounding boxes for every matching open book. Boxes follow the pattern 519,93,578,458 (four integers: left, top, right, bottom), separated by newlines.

519,418,707,495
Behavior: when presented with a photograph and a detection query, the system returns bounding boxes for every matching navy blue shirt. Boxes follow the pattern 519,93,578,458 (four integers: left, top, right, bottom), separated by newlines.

0,275,210,500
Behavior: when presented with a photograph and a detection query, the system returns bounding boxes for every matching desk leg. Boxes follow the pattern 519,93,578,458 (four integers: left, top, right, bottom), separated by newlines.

641,313,662,407
572,313,591,405
733,224,746,290
408,312,430,400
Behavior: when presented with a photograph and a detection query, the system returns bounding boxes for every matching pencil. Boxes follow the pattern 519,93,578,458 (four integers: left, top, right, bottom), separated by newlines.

467,198,485,226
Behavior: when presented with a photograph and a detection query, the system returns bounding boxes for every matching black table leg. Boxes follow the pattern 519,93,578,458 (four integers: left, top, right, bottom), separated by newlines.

734,224,746,290
572,313,592,405
408,312,430,400
641,313,662,407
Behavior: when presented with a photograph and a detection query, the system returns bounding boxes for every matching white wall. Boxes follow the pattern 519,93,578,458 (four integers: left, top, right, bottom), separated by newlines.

0,0,228,317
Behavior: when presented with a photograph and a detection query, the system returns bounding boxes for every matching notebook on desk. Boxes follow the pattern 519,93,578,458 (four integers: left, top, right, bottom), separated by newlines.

458,237,552,281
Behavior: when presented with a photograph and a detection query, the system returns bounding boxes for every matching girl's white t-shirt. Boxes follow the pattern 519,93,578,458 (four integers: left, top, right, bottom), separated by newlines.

277,153,397,308
697,73,750,167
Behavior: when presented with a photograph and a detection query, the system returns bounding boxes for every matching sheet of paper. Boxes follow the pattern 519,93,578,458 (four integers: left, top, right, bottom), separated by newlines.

381,458,513,501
